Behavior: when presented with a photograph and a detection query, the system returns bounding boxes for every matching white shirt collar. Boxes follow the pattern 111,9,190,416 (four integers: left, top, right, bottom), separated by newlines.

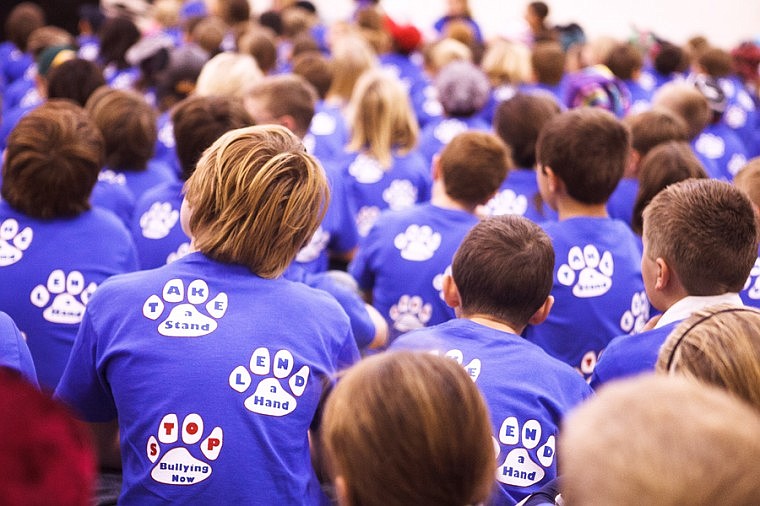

655,293,744,328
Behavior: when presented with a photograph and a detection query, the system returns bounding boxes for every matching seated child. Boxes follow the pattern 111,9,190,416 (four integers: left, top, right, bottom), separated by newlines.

523,107,646,378
733,157,760,308
0,312,37,386
321,350,495,506
391,215,592,504
350,131,509,341
591,179,757,387
55,125,360,504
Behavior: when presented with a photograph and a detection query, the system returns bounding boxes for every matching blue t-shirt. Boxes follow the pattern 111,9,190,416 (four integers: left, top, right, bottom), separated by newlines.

392,319,592,505
350,203,478,341
305,101,350,166
606,178,639,227
0,201,138,389
740,249,760,309
343,149,431,237
524,217,647,378
417,115,491,166
91,177,136,228
719,76,760,158
55,252,359,505
100,160,178,203
0,310,38,386
693,122,749,180
481,168,557,224
590,321,679,389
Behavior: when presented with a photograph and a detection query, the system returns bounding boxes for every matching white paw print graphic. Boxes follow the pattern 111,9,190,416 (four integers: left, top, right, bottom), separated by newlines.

0,218,33,266
157,122,175,148
578,350,598,377
444,349,482,381
695,133,724,159
98,169,127,186
433,118,469,144
383,179,418,211
389,295,433,333
619,290,650,334
348,154,384,184
725,105,747,129
147,413,223,485
356,206,381,237
432,265,452,300
167,243,192,265
483,189,529,217
296,226,331,263
394,224,442,261
728,153,748,177
557,245,614,298
497,417,555,488
143,279,228,337
30,270,96,324
737,89,755,110
743,257,760,299
229,347,309,417
140,202,180,240
309,111,337,136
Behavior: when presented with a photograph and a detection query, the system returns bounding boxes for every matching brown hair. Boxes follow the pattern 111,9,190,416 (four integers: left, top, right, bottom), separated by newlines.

238,27,278,75
536,107,630,204
5,2,45,52
698,47,734,78
453,215,554,327
171,95,253,181
439,131,511,207
631,141,708,235
322,351,495,506
85,86,157,171
652,82,711,140
604,43,643,81
245,74,317,138
292,51,333,99
560,374,760,506
642,179,758,294
326,34,377,105
733,157,760,210
531,41,565,86
46,58,105,107
624,108,688,156
183,125,328,277
494,93,561,168
2,100,104,219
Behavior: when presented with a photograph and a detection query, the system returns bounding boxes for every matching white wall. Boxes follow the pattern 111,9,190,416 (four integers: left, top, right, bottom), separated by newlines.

253,0,760,49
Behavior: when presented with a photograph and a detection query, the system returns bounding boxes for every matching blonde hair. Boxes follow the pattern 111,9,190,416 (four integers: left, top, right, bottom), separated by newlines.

346,68,418,168
560,374,760,506
481,38,531,87
195,52,263,98
322,351,495,506
184,125,329,277
423,37,472,75
326,34,377,105
656,303,760,411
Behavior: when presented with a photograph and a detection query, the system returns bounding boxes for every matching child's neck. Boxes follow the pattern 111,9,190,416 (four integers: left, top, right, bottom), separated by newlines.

431,182,477,213
555,196,608,220
467,315,523,335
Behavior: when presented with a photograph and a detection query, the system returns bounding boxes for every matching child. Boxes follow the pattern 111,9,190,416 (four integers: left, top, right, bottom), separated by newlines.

523,107,646,378
590,179,757,387
521,41,565,105
604,42,653,113
733,157,760,308
390,215,592,504
55,125,360,504
0,100,138,390
321,351,495,506
350,131,509,340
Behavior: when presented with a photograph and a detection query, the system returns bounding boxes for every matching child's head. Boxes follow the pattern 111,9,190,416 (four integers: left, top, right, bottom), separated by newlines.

46,58,106,107
604,42,643,81
346,69,418,167
531,41,565,86
623,108,688,158
438,131,511,207
451,215,554,329
733,157,760,210
494,93,561,169
322,351,495,506
183,125,328,277
434,60,490,118
98,16,141,69
631,141,708,235
2,100,104,219
480,38,531,87
244,74,317,139
536,107,630,205
560,374,760,506
642,179,757,300
195,52,263,98
657,304,760,411
292,51,333,99
326,34,377,103
652,82,711,140
5,2,45,52
85,86,157,171
172,95,253,181
422,37,472,75
697,47,734,79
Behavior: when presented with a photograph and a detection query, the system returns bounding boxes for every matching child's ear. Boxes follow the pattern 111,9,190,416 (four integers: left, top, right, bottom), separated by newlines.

528,295,554,325
431,154,441,181
655,257,671,290
442,274,461,310
334,476,351,506
544,166,563,195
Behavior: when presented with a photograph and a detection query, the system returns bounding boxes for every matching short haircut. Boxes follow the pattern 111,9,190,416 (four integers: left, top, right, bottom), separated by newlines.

423,38,472,74
2,100,104,219
98,16,141,69
642,179,758,295
531,41,565,86
528,1,549,19
26,26,75,58
46,58,105,107
183,125,328,277
347,69,418,168
604,43,643,80
435,60,490,117
536,107,630,204
195,52,263,98
653,41,688,75
322,351,495,506
698,47,734,78
0,367,96,504
623,108,688,156
171,95,253,181
5,2,45,52
238,27,278,74
480,38,531,86
631,141,708,235
657,304,760,411
189,15,226,55
453,215,554,327
292,51,333,99
85,86,157,171
560,374,760,506
652,82,711,140
439,131,511,207
733,157,760,209
245,74,317,138
494,93,560,168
